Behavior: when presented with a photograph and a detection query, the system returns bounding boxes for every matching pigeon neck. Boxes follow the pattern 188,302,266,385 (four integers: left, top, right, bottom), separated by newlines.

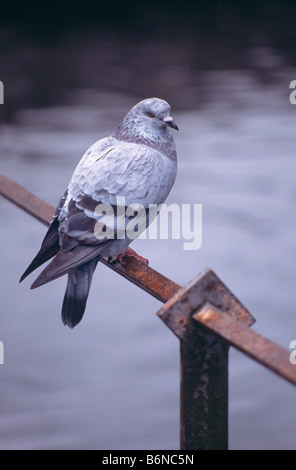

112,123,176,159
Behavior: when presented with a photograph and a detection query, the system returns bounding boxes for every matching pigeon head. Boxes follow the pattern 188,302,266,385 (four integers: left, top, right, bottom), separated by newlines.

128,98,179,132
113,98,178,152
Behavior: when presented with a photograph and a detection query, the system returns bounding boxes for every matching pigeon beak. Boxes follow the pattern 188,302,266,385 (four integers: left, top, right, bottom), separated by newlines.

163,116,179,131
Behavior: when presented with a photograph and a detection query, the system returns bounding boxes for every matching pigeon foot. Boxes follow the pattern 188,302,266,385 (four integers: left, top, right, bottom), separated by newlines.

117,247,149,265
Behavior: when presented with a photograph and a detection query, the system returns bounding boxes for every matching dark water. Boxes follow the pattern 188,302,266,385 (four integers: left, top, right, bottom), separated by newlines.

1,27,296,449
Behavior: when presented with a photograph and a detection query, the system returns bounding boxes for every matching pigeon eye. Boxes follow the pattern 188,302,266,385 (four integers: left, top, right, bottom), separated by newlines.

147,112,154,118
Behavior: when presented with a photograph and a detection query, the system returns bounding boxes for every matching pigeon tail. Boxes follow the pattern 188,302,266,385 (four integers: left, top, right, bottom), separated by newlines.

62,258,99,328
30,242,110,289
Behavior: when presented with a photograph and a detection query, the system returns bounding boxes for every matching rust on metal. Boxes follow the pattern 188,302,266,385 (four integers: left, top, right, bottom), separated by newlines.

0,173,182,303
157,267,255,341
194,302,296,386
102,256,181,303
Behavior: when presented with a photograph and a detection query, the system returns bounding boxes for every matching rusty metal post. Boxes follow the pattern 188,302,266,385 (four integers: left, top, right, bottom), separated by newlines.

157,268,255,450
180,327,229,449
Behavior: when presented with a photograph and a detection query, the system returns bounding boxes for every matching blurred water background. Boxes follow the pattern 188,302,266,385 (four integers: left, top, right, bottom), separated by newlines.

0,1,296,449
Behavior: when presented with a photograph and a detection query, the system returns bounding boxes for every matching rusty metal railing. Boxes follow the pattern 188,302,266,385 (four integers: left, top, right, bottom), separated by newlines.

1,172,296,450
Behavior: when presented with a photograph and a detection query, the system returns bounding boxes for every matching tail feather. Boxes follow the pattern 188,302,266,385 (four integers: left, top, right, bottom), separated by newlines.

20,218,60,283
62,258,99,328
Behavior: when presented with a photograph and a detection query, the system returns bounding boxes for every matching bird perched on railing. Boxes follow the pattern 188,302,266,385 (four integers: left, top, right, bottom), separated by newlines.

20,98,178,328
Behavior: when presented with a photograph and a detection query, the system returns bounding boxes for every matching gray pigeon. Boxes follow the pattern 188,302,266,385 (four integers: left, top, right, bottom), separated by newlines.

20,97,178,328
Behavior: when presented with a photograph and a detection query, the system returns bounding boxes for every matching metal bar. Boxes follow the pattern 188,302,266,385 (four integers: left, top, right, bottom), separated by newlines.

0,173,182,303
104,256,181,303
0,173,55,226
194,302,296,386
180,330,229,450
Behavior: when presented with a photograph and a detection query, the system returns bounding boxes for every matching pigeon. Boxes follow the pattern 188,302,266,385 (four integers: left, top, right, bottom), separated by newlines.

20,97,178,328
